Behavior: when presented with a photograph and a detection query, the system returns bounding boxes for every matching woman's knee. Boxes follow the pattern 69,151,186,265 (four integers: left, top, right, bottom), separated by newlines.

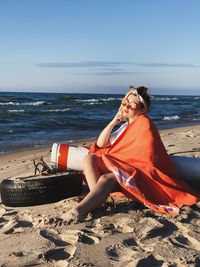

83,154,97,166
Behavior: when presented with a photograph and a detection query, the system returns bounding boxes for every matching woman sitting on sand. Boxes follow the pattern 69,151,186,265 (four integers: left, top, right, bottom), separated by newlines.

61,86,199,223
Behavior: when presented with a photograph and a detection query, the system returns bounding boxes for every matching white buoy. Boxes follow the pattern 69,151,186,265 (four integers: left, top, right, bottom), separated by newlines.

171,156,200,181
51,143,89,171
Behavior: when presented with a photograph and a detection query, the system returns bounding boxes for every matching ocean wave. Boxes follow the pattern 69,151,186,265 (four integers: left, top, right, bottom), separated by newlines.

8,109,25,113
153,97,178,101
101,97,122,101
23,101,45,106
0,101,19,106
75,98,100,103
43,108,71,112
88,102,103,105
163,115,180,121
75,97,121,103
0,101,45,106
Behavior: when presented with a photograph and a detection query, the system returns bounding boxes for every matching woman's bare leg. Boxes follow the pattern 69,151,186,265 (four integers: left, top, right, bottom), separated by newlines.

61,173,118,224
83,154,108,190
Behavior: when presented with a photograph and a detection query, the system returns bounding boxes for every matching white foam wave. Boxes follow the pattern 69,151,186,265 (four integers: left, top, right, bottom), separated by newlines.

153,97,178,101
101,97,122,101
8,109,24,113
88,102,102,105
25,101,45,106
0,101,45,106
43,108,71,112
0,101,19,106
75,97,121,103
163,115,180,121
75,98,99,103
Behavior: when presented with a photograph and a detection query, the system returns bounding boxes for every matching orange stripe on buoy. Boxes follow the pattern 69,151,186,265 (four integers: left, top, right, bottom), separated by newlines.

58,144,69,170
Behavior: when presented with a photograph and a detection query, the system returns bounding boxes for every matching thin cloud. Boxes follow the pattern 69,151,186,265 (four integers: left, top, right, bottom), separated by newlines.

36,61,130,68
36,61,200,69
76,71,143,76
136,63,200,68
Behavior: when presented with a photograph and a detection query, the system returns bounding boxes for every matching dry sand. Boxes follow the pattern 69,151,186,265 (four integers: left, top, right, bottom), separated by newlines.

0,125,200,266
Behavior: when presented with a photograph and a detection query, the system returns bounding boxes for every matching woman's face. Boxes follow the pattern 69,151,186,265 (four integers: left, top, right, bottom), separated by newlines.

121,92,141,118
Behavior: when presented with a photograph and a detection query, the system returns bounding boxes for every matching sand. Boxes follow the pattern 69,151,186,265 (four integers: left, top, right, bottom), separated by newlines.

0,125,200,266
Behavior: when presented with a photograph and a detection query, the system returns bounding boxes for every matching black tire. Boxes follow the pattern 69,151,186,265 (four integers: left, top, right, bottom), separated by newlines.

0,172,83,207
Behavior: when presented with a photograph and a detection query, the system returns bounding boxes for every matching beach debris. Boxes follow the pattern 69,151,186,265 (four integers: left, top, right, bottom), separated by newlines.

33,156,55,176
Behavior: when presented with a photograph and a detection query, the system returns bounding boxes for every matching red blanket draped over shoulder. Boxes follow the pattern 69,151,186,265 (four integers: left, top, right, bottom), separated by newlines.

89,114,199,215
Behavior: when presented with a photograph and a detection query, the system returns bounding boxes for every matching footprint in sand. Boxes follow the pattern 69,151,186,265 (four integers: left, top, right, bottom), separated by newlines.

143,219,178,239
40,229,70,246
106,242,135,262
39,227,100,263
122,237,138,248
40,246,76,263
134,218,164,241
105,239,163,266
136,254,164,267
151,221,200,264
169,235,197,250
39,229,77,262
114,217,134,234
153,238,199,264
90,217,134,238
134,217,178,252
172,221,200,250
60,229,100,245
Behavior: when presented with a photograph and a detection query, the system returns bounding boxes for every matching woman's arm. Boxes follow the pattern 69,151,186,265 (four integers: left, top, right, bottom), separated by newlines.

96,112,122,148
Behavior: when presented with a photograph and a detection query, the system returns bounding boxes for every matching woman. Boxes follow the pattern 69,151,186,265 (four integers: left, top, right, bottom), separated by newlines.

61,86,199,223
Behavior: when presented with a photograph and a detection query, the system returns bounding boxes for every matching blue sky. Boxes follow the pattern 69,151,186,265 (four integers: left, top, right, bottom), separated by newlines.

0,0,200,95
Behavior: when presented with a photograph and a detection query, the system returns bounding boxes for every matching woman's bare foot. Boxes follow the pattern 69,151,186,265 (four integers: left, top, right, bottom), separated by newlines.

60,207,82,225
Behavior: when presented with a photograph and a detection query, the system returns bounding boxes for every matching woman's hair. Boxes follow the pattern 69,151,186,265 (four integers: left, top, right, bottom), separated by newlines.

129,85,151,111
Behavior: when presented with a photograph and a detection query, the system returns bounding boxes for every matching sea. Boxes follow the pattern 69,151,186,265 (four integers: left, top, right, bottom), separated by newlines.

0,92,200,154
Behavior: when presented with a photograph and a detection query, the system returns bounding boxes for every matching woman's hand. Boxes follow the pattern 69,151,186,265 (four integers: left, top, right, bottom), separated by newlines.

97,111,123,148
111,104,127,125
96,104,126,148
110,112,122,126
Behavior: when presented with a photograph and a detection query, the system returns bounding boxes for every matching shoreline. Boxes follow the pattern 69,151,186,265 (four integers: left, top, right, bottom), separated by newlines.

1,123,200,157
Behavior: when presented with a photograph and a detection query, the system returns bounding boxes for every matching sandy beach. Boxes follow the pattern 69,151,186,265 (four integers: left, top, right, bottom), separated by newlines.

0,125,200,267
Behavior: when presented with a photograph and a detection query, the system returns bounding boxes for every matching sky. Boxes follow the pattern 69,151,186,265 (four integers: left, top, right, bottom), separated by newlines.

0,0,200,95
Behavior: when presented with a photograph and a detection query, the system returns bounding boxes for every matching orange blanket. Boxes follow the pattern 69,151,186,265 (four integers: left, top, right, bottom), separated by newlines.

89,114,199,215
